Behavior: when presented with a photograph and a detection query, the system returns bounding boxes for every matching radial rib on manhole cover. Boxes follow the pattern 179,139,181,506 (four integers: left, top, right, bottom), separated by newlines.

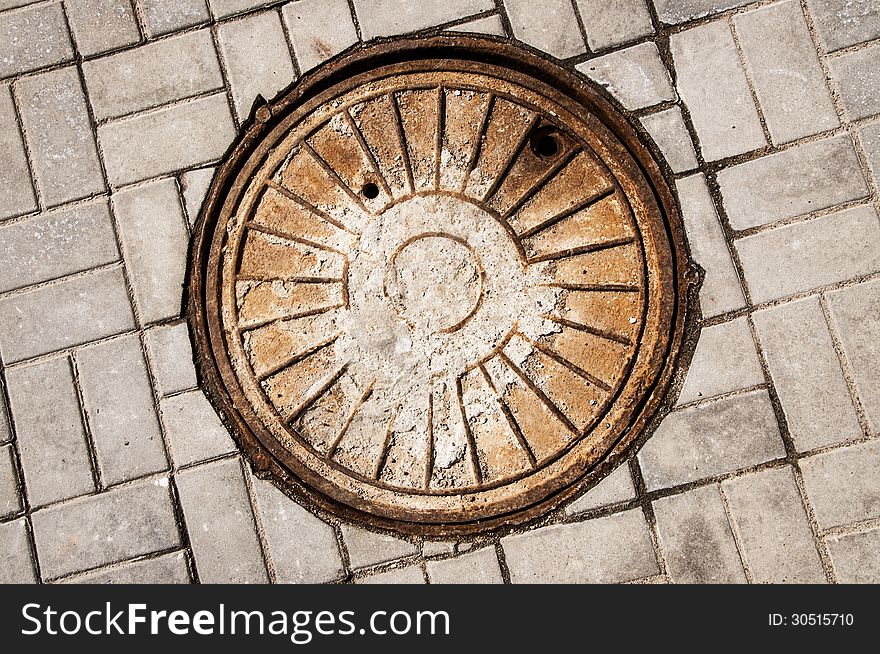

189,36,694,535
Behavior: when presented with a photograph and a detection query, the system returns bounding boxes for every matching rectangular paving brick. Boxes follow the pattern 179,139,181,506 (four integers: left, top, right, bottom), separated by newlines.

736,205,880,303
0,83,37,219
64,0,141,58
862,122,880,186
640,107,699,173
136,0,210,38
505,0,586,58
0,2,73,79
829,43,880,121
654,0,754,23
0,443,21,519
144,322,199,396
0,267,135,363
113,178,189,324
217,11,296,122
282,0,358,73
806,0,880,51
800,440,880,529
0,518,36,583
176,457,268,583
753,296,862,451
826,527,880,583
358,565,425,584
502,509,658,583
61,550,190,584
828,278,880,433
76,334,168,486
653,484,746,583
180,166,215,224
353,0,494,39
718,136,869,230
160,390,235,467
207,0,273,18
723,466,826,583
6,358,95,507
341,523,418,569
32,477,180,579
670,21,766,161
427,547,503,584
675,174,745,318
445,14,506,36
639,389,784,491
15,67,105,206
0,200,118,293
565,463,635,515
576,0,653,51
734,1,838,144
578,43,675,110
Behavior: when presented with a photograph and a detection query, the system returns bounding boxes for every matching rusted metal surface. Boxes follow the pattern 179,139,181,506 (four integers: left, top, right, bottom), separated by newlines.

188,35,696,536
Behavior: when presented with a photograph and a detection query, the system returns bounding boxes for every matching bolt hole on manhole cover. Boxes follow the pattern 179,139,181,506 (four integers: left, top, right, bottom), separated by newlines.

188,36,699,536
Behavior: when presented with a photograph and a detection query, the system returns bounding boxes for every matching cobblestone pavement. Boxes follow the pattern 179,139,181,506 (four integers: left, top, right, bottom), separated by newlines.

1,0,879,584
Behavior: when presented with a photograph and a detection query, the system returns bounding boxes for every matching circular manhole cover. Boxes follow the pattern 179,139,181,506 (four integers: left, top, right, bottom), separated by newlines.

189,36,693,535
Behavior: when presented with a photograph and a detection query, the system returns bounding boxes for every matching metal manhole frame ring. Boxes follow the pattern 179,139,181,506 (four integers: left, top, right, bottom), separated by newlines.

188,35,694,537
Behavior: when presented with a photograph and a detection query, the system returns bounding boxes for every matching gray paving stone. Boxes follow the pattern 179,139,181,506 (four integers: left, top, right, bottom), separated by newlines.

737,205,880,303
0,444,20,518
207,0,273,19
83,30,223,122
502,509,658,583
0,200,118,293
653,0,752,23
160,390,235,467
15,67,105,206
829,43,880,121
0,0,42,9
753,296,862,452
0,2,74,79
639,389,784,491
144,323,198,396
341,523,418,569
250,475,345,583
670,21,765,161
113,178,189,324
445,13,506,36
826,527,880,583
0,378,9,445
6,358,95,507
677,317,763,405
427,547,503,584
62,550,190,584
861,121,880,185
136,0,210,38
176,457,269,583
0,267,135,363
718,136,869,230
283,0,358,73
32,476,180,579
828,278,880,433
576,0,653,51
218,11,296,122
421,541,455,557
505,0,586,59
0,518,36,583
358,564,426,584
0,84,37,219
352,0,495,39
734,1,838,145
565,463,635,514
64,0,140,58
99,93,235,187
76,334,168,485
653,484,747,583
640,107,699,173
675,174,746,318
806,0,880,51
180,166,215,225
800,440,880,529
577,42,675,110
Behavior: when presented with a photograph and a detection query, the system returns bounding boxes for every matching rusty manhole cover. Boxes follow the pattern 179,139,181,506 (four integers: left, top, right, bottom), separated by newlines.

189,36,692,535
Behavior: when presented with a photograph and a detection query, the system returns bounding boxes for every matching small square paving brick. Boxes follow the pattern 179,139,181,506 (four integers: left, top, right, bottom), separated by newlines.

352,0,494,40
0,267,135,363
722,466,826,583
282,0,359,73
136,0,210,38
0,83,37,219
0,444,21,518
113,178,189,324
99,93,235,187
828,278,880,433
6,357,95,507
250,474,345,583
736,205,880,303
565,463,635,515
718,136,868,230
505,0,586,59
577,42,675,110
15,67,105,206
83,29,224,122
653,484,747,584
341,523,418,569
734,1,838,145
0,2,74,79
0,199,119,293
753,296,862,451
61,550,190,584
445,14,506,36
806,0,880,52
76,334,168,485
576,0,653,51
64,0,141,58
176,457,269,583
502,509,658,583
639,389,784,491
218,10,297,122
0,518,36,583
829,43,880,121
427,547,503,584
358,565,426,584
826,527,880,583
861,121,880,185
144,322,199,396
800,440,880,529
160,390,235,467
670,20,765,162
640,107,699,173
653,0,753,24
31,476,181,580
